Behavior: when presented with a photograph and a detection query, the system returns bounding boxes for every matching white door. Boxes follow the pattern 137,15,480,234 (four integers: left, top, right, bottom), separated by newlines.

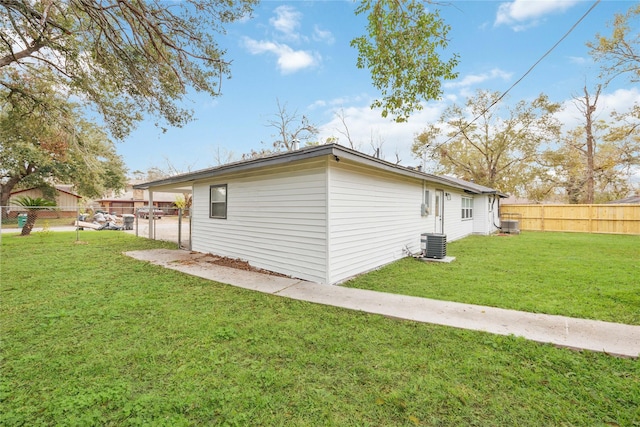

435,190,444,234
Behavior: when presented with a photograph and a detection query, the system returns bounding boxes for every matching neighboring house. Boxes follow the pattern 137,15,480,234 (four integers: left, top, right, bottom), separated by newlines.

95,182,182,215
135,144,506,285
8,185,81,218
607,195,640,204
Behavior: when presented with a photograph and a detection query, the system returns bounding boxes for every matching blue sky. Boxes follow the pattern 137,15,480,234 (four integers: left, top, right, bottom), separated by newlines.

119,0,639,175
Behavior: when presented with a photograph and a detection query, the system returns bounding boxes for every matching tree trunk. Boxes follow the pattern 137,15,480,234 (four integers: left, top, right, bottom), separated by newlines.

582,85,600,204
20,210,38,236
0,175,22,219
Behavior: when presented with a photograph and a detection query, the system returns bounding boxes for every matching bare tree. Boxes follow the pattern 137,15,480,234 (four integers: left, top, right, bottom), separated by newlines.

540,84,639,203
266,99,318,151
334,108,359,149
211,146,235,166
575,85,601,203
393,147,402,165
369,130,385,159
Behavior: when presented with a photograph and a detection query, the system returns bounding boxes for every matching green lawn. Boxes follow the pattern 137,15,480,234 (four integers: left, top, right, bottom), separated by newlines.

346,232,640,325
2,216,76,228
1,232,639,426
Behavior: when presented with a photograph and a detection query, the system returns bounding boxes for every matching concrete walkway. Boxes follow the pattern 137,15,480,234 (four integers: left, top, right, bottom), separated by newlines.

124,249,640,358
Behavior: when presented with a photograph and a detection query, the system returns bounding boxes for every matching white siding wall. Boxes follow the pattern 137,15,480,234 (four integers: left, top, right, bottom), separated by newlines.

441,192,474,242
188,153,501,285
472,195,501,235
191,158,329,283
327,161,430,284
472,195,490,235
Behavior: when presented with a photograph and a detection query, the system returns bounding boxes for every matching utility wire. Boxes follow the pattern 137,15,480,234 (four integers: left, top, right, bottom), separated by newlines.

439,0,601,144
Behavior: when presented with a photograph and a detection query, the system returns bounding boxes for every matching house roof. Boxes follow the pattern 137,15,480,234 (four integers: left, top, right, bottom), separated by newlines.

133,144,508,197
95,189,178,203
606,195,640,204
10,185,81,199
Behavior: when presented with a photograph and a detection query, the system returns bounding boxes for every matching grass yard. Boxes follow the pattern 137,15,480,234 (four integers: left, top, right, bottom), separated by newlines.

2,216,76,228
1,232,639,426
346,232,640,325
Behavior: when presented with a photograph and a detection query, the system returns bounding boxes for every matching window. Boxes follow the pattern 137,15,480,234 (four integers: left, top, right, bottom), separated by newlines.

461,197,473,219
210,184,227,219
422,190,431,216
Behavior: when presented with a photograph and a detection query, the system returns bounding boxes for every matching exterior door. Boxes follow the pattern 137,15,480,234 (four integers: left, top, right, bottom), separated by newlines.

435,190,444,234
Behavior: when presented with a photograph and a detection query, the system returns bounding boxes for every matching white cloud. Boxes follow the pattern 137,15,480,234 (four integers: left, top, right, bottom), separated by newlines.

555,87,640,130
316,102,446,166
308,94,367,111
243,38,318,74
313,25,335,45
568,56,588,65
495,0,580,30
270,5,302,40
444,68,513,89
309,99,327,109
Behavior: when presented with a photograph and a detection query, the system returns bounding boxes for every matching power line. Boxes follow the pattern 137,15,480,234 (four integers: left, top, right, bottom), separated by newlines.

439,0,601,144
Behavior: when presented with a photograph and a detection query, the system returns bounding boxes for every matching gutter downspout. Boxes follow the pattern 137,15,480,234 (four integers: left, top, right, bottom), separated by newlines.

491,195,502,231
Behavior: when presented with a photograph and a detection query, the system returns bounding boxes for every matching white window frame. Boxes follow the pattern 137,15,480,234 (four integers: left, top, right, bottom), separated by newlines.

461,196,473,220
422,190,431,216
210,184,227,219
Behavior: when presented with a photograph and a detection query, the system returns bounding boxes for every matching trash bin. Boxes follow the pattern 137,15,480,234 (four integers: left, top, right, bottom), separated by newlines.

17,213,27,228
122,214,135,230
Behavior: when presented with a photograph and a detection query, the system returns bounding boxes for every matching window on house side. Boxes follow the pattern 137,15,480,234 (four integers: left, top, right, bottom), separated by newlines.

424,190,431,215
210,184,227,219
462,197,473,220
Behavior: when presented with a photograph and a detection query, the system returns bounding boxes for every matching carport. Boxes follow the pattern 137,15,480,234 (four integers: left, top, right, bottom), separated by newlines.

133,180,193,249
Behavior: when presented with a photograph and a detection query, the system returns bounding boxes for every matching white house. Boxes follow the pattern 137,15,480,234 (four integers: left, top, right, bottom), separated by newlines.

135,144,506,285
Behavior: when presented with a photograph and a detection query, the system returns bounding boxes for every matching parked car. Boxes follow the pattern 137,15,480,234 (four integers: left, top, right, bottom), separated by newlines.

137,207,164,219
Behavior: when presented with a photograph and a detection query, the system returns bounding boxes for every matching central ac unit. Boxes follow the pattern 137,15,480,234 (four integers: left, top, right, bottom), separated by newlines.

420,233,447,259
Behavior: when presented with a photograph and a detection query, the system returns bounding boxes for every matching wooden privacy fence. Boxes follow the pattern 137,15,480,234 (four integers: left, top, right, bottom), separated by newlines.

500,204,640,235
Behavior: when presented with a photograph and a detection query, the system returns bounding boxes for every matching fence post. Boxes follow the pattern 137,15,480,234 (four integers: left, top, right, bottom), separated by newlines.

178,208,182,249
76,206,79,241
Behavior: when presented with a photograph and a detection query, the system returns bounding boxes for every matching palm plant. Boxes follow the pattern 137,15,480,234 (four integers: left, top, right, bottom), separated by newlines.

12,196,57,236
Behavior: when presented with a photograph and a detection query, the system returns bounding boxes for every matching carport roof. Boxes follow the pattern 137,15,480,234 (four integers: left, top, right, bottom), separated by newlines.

133,143,508,197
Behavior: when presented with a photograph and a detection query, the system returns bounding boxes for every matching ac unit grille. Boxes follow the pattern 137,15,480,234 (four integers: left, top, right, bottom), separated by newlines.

421,233,447,259
502,219,520,234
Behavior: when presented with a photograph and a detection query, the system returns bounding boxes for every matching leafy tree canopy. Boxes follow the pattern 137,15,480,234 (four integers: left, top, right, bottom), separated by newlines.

0,68,127,209
412,90,561,196
351,0,459,122
1,0,460,135
0,0,257,139
540,100,640,203
588,3,640,84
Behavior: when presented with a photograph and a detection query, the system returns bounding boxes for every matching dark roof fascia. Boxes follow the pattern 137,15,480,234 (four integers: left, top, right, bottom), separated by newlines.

133,144,505,196
337,147,507,197
10,186,81,199
54,188,82,199
332,147,485,193
133,144,338,190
